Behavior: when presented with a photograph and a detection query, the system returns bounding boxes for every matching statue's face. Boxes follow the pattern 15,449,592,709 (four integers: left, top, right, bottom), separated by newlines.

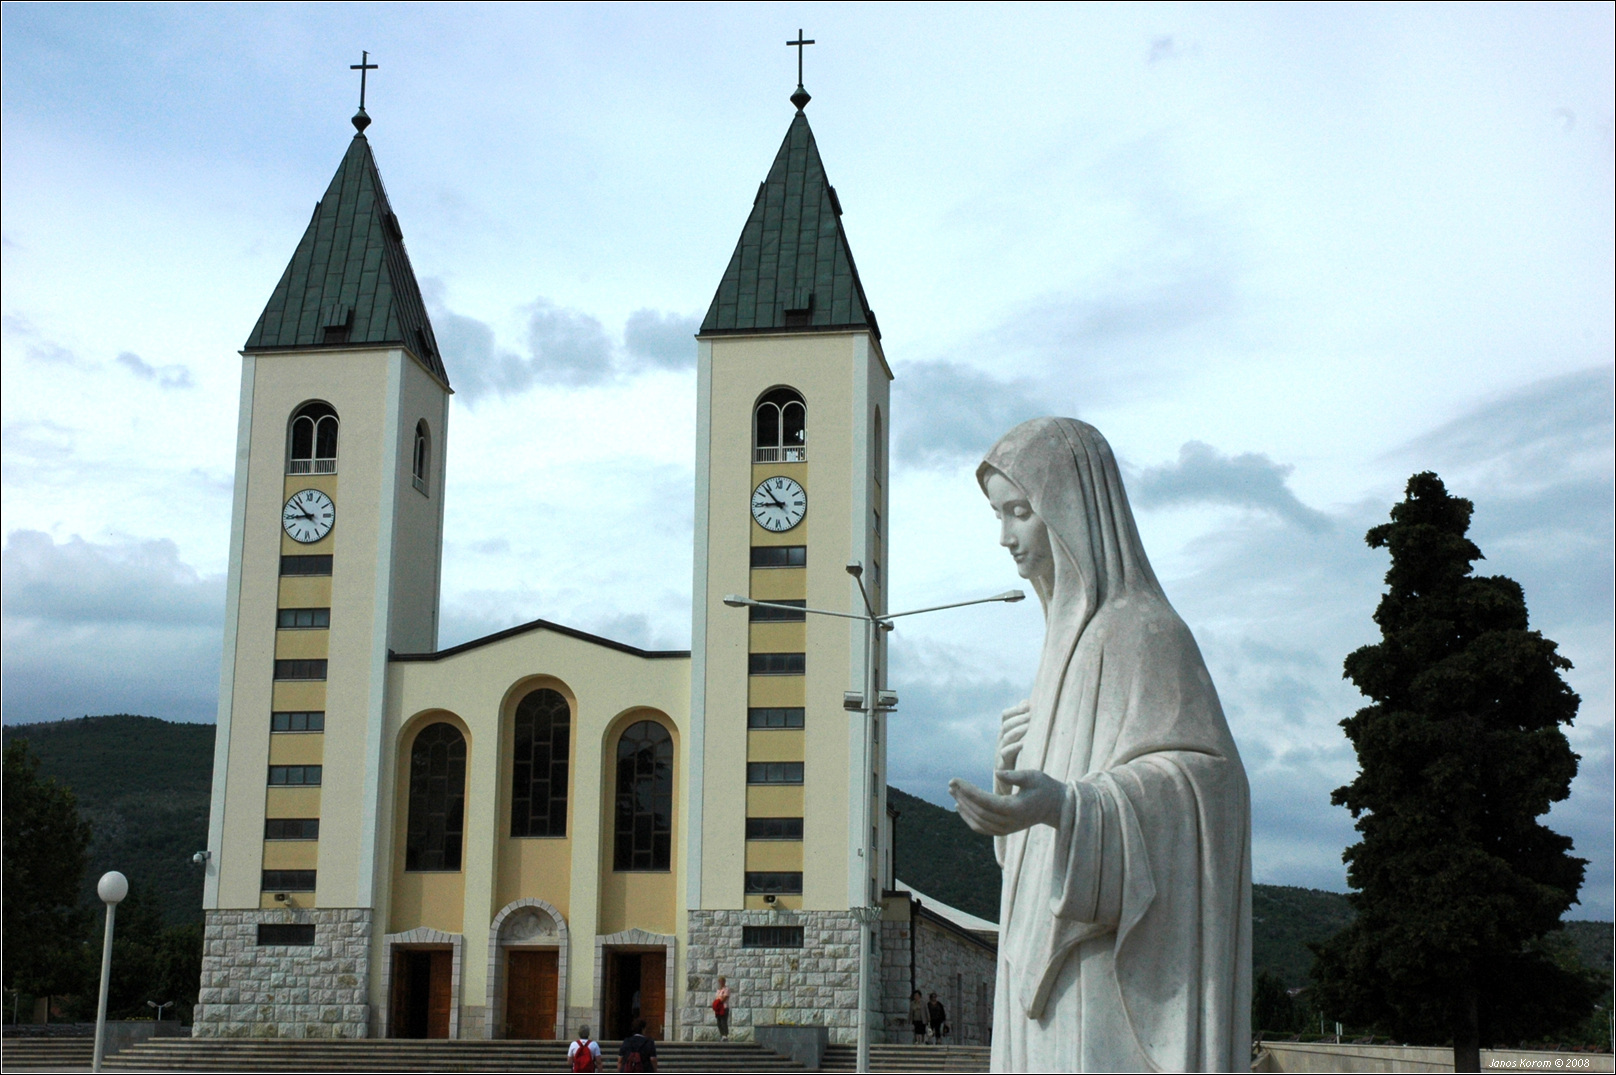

985,471,1053,586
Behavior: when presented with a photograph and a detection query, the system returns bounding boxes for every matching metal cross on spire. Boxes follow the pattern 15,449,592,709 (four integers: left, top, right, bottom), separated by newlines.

350,50,378,133
787,29,814,110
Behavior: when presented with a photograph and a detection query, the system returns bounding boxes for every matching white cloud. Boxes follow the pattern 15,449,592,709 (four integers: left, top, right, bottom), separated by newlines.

115,350,193,389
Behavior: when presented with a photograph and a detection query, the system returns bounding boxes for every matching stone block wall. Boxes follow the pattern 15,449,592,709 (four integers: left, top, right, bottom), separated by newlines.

194,908,371,1038
877,916,917,1042
870,897,998,1045
911,911,996,1046
681,910,877,1044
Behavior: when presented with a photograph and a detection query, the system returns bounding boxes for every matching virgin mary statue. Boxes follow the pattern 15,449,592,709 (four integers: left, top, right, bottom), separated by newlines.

949,418,1251,1073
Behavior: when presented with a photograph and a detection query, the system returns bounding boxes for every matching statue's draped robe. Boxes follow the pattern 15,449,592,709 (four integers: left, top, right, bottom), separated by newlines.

980,420,1251,1073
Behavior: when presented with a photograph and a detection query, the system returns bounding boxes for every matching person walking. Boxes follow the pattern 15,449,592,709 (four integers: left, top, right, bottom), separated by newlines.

908,990,927,1044
618,1018,659,1071
927,993,947,1045
711,976,731,1040
568,1025,601,1072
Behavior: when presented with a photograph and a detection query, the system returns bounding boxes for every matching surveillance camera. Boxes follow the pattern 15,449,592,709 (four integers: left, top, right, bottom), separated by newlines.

274,892,289,903
764,893,777,904
192,850,211,865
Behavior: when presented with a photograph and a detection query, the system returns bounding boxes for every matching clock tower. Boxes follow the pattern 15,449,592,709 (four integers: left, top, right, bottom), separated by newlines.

681,87,894,1040
200,106,451,1037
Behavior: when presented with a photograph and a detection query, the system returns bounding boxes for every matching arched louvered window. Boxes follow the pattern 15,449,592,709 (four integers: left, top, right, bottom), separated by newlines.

754,388,806,463
511,688,570,837
613,720,673,871
412,420,430,494
288,402,339,474
405,722,466,871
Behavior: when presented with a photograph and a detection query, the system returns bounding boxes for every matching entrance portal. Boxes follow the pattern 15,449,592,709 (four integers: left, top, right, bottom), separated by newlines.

505,948,559,1039
603,949,665,1040
389,948,452,1038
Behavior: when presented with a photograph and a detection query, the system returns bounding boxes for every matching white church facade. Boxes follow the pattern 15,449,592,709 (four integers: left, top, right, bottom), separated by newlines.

195,81,995,1044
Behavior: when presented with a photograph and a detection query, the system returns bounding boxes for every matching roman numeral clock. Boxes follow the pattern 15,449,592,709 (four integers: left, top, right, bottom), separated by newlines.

751,476,806,532
282,488,336,544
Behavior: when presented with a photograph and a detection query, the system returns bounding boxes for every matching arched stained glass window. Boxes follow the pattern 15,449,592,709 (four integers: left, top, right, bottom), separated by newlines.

754,388,806,462
511,688,570,837
613,720,673,871
288,402,339,474
405,722,466,871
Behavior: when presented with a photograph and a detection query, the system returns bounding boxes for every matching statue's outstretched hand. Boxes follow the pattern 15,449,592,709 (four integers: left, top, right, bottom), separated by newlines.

949,770,1065,837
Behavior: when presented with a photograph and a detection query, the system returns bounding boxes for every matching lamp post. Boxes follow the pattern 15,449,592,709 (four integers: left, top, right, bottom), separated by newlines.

724,570,1023,1072
146,1000,173,1022
92,871,129,1073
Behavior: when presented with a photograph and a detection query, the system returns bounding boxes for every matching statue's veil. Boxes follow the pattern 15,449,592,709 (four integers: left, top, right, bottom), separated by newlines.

977,416,1164,653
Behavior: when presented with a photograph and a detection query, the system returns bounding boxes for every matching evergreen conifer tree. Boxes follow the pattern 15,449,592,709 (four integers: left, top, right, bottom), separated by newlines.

1310,473,1594,1072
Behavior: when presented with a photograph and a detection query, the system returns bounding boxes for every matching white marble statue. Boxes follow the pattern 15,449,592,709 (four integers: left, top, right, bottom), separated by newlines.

949,417,1252,1073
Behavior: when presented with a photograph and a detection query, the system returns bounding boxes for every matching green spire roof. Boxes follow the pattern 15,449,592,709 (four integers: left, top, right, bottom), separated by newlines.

244,133,448,385
701,110,878,339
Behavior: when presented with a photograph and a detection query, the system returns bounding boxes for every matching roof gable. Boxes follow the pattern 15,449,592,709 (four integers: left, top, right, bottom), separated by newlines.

701,111,878,339
244,134,449,385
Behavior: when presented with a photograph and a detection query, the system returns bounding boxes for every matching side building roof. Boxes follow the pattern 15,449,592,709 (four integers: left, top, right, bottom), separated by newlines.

701,109,879,339
244,132,449,387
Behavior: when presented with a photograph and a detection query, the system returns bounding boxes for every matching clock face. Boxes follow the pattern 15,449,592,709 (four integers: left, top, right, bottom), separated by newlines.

751,476,807,532
282,489,336,544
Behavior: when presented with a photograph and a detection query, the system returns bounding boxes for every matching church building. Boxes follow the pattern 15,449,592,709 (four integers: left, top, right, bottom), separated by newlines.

196,70,996,1044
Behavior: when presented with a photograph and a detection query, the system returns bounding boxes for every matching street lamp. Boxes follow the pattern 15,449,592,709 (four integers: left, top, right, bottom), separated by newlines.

92,871,128,1073
724,568,1024,1071
146,1000,173,1022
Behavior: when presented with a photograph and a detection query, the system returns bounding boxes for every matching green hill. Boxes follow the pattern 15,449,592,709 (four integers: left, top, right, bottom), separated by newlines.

3,715,213,926
889,783,1611,990
6,713,1608,989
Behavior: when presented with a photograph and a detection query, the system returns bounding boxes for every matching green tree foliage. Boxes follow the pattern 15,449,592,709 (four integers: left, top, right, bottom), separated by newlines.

1,715,213,926
1311,473,1596,1071
3,739,94,1000
97,886,203,1023
1253,970,1302,1034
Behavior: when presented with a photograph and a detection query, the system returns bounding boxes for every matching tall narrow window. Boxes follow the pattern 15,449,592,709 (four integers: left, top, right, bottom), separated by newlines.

754,388,806,462
405,723,466,871
614,720,673,871
873,407,883,480
412,420,430,494
288,402,339,474
511,688,569,837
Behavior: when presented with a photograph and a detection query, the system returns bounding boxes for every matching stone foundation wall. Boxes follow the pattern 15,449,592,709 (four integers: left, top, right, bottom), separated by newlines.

681,910,876,1044
194,908,371,1038
912,911,995,1046
878,917,916,1043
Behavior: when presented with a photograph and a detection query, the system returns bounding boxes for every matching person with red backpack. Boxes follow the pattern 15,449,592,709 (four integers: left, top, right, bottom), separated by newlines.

568,1025,601,1072
711,976,731,1040
617,1018,658,1071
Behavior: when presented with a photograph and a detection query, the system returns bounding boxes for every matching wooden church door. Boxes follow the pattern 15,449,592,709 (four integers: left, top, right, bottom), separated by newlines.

390,948,453,1039
506,949,559,1039
426,949,452,1039
639,951,666,1039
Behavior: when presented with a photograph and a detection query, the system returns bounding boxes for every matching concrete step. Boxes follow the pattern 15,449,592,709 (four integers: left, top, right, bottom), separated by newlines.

821,1043,991,1073
103,1038,804,1072
2,1037,96,1070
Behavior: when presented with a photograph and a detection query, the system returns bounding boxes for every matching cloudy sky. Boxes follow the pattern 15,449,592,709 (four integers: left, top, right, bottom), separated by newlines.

3,4,1611,917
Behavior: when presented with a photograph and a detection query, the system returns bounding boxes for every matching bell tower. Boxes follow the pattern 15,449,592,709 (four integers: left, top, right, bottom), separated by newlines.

682,76,893,1042
197,96,452,1037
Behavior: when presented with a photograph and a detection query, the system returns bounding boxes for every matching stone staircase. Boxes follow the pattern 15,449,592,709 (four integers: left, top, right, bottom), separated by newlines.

2,1036,95,1071
94,1038,803,1072
821,1043,991,1072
